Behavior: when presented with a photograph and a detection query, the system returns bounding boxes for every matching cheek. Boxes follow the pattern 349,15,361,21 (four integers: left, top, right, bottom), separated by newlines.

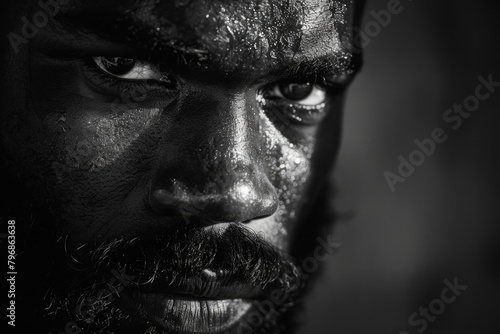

44,107,162,172
29,100,164,228
258,110,312,245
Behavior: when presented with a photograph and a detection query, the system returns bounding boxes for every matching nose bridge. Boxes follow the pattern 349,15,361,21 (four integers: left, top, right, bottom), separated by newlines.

202,90,257,172
150,87,278,223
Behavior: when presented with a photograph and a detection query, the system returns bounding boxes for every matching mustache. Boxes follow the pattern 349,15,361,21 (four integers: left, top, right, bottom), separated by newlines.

47,224,304,311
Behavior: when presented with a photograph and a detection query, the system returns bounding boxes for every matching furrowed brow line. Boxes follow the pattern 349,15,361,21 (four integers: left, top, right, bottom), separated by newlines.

267,54,363,82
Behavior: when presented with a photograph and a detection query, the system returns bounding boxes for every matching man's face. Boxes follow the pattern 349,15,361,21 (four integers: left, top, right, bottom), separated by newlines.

1,0,361,333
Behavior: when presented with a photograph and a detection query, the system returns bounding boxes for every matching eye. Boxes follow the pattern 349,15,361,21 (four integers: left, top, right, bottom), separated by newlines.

258,80,331,127
266,81,326,106
92,56,165,81
84,56,178,109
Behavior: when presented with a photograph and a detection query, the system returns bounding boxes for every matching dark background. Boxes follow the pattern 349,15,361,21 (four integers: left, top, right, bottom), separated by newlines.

299,0,500,333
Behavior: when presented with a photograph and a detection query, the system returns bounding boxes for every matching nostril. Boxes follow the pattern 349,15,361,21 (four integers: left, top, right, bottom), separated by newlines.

149,165,279,223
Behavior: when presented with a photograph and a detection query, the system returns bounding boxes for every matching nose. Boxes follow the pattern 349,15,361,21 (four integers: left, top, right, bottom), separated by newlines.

149,87,279,224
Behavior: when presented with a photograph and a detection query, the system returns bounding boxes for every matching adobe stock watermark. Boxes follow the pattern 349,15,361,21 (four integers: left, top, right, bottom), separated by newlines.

399,277,467,334
341,0,412,54
237,235,341,334
7,0,70,54
385,74,500,192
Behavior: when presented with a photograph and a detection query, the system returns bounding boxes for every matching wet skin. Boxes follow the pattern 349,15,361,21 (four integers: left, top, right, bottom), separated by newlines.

1,0,362,332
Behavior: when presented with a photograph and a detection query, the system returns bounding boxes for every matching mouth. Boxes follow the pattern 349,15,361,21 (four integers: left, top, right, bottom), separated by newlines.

124,268,262,333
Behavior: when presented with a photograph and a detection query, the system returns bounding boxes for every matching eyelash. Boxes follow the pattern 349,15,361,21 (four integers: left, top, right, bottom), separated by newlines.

82,58,172,96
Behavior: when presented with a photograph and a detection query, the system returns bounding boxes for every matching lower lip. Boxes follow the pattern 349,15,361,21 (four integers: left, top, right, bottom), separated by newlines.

131,292,253,333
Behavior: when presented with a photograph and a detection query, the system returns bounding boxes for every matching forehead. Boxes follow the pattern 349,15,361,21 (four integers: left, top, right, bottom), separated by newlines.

52,0,357,77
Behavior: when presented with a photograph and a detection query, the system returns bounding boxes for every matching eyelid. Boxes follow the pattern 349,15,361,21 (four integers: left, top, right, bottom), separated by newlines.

263,81,327,106
275,84,325,106
92,57,164,81
82,58,178,98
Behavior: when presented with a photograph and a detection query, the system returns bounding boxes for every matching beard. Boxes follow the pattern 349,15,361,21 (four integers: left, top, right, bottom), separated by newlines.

41,224,308,334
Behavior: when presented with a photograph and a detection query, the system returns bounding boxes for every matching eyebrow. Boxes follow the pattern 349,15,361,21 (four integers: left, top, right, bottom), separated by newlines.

52,8,362,82
266,54,363,83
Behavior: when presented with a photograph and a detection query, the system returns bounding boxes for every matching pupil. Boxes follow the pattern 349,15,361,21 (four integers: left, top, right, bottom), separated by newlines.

279,82,312,101
102,57,136,75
